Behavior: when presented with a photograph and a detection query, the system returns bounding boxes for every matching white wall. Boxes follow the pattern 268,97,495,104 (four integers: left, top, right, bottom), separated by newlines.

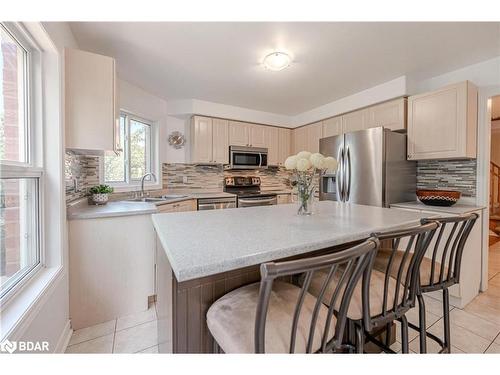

118,79,188,164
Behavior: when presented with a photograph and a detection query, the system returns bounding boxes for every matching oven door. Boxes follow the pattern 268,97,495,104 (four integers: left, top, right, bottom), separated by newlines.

229,147,268,169
237,195,277,208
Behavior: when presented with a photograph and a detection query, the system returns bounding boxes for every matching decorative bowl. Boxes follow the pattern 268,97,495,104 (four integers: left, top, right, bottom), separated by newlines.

416,189,461,207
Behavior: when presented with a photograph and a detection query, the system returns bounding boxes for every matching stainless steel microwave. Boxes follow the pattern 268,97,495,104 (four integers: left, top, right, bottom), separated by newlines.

227,146,268,170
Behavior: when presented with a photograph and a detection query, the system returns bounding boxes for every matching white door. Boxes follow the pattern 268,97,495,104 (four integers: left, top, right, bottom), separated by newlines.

342,108,370,133
249,124,267,148
265,126,280,166
191,116,213,163
322,116,342,138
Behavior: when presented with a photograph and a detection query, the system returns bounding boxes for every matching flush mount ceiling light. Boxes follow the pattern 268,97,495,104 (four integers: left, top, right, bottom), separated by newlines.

263,52,292,71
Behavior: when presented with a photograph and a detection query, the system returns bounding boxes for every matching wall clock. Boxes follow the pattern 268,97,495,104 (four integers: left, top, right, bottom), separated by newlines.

168,131,186,149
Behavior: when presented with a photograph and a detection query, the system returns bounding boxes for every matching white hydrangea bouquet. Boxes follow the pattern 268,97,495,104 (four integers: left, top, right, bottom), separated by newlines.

284,151,338,215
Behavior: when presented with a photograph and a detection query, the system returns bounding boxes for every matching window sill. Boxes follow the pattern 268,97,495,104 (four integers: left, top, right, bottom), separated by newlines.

0,266,64,341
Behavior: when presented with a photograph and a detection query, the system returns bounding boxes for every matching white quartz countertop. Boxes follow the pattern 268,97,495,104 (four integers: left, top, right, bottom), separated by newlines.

391,201,485,215
67,200,158,220
152,201,430,282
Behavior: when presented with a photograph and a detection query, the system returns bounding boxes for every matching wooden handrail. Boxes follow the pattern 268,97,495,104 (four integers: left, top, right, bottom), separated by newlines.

491,161,500,215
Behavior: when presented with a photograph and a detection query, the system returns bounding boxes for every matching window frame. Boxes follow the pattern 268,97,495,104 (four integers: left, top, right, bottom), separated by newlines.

102,111,159,191
0,22,44,304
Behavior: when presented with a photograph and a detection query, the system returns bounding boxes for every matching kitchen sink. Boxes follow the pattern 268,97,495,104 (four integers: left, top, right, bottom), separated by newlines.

128,194,189,203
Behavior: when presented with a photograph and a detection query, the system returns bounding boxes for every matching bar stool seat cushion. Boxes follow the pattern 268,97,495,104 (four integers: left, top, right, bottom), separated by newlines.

309,269,404,320
206,281,335,353
373,249,449,286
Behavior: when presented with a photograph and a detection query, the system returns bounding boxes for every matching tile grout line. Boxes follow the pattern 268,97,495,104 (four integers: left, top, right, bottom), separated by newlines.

483,331,500,353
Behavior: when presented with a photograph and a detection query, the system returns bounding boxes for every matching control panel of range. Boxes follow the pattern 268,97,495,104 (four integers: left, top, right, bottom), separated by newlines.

224,176,261,187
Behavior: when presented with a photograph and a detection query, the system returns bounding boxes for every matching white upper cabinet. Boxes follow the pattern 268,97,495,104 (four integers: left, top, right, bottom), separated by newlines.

342,108,370,133
249,124,267,147
265,126,280,166
367,98,407,131
278,128,291,166
212,118,229,164
191,116,213,163
65,48,118,152
322,116,342,138
228,121,250,146
407,81,477,160
292,126,308,154
307,122,323,153
190,116,229,164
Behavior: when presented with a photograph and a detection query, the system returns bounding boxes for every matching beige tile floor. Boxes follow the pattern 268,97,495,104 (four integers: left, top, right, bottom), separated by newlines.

66,303,160,354
66,242,500,354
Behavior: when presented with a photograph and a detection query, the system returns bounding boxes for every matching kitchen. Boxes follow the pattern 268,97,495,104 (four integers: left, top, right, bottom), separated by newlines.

1,9,500,368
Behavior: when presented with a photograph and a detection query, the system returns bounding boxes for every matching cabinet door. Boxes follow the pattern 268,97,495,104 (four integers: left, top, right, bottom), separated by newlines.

277,194,291,204
265,127,280,166
157,203,177,213
175,199,197,212
190,116,213,163
307,122,323,153
212,118,229,164
65,48,116,151
322,116,342,138
368,98,407,131
249,124,267,148
342,108,370,133
407,81,477,160
293,126,308,154
228,121,249,146
278,128,291,166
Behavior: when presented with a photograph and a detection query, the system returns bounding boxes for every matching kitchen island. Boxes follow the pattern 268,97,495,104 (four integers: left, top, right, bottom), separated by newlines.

152,201,429,353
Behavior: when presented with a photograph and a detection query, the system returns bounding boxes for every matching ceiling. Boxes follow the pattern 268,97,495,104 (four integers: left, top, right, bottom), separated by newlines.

68,22,500,115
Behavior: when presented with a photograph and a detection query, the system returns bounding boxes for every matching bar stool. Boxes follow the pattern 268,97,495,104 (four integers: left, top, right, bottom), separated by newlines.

206,239,378,353
374,214,478,353
308,222,439,353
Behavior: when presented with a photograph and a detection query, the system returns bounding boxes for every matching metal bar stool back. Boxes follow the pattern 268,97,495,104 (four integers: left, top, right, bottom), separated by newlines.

206,239,379,353
412,213,478,353
359,221,439,353
255,239,379,353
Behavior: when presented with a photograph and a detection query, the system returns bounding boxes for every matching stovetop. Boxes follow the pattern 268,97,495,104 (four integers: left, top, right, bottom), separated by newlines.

228,190,278,198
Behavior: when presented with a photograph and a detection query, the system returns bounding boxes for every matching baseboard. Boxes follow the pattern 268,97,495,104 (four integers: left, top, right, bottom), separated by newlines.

54,320,72,353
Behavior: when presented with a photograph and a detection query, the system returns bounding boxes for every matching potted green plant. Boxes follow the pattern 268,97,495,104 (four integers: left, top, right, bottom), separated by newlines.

89,184,114,205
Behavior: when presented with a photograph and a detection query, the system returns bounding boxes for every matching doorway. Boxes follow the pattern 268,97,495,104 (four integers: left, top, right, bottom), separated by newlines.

488,95,500,282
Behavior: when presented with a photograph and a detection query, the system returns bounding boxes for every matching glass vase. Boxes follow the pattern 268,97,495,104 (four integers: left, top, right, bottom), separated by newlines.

296,181,315,216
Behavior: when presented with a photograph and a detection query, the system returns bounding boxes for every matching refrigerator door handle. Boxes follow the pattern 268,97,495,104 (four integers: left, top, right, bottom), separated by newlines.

336,147,344,201
345,146,352,202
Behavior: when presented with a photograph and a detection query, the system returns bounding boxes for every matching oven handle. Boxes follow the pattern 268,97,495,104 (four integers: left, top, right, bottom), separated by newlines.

238,197,277,204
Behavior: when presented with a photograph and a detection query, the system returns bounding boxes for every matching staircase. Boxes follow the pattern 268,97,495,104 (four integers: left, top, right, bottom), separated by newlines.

490,161,500,242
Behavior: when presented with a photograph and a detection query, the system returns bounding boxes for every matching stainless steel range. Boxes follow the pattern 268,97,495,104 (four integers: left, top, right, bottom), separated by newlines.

223,176,277,208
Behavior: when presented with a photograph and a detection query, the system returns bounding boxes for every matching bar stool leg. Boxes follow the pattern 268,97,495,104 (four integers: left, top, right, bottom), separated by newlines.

400,315,409,353
417,294,427,353
442,288,451,353
355,324,364,354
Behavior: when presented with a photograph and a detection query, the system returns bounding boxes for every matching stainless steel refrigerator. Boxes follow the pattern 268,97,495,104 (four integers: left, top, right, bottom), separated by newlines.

319,127,416,207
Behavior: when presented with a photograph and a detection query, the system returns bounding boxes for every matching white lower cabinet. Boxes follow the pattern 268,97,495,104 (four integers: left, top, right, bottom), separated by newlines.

390,207,482,308
68,214,155,330
277,194,292,204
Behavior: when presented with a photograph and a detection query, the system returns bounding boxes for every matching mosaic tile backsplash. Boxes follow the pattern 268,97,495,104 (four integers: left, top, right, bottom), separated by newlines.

65,152,100,203
64,154,477,204
163,163,293,192
417,159,477,197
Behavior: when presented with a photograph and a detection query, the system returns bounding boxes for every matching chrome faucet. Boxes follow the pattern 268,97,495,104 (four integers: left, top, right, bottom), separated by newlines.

140,172,157,199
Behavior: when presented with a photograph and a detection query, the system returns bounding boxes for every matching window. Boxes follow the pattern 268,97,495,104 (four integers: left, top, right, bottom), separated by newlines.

104,112,156,187
0,23,42,300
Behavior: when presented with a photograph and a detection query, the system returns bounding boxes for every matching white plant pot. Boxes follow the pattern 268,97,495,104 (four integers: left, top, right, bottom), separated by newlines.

91,193,109,205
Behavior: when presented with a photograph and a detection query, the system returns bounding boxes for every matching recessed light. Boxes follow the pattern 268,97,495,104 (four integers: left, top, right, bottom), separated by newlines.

263,52,291,71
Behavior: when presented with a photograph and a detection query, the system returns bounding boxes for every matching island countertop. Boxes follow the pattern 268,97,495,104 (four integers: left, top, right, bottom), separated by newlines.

152,201,430,282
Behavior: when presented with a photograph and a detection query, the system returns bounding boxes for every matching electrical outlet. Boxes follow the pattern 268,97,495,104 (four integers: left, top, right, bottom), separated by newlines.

182,176,188,184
